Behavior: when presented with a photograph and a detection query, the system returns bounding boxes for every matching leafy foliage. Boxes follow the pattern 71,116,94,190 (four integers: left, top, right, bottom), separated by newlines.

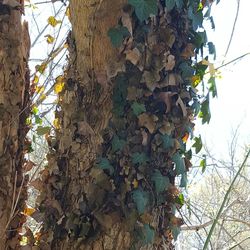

131,102,146,116
132,189,148,214
128,0,157,22
199,94,211,124
108,26,130,47
151,170,170,193
96,158,114,174
111,135,126,152
192,135,203,154
40,0,219,247
132,152,149,165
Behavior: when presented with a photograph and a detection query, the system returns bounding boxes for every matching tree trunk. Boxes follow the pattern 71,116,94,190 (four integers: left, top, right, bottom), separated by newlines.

39,1,133,249
38,0,205,249
0,5,30,250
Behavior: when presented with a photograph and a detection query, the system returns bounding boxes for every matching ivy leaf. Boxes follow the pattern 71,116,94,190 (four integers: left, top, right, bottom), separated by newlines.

108,26,130,48
47,16,61,27
172,152,185,175
34,115,42,125
111,135,126,152
141,224,155,244
208,42,216,60
132,189,148,214
191,11,203,30
96,158,114,175
208,77,217,98
132,152,149,165
191,98,200,117
179,62,195,80
36,126,51,136
171,226,181,241
200,155,207,173
165,0,175,11
151,170,170,193
128,0,157,22
192,135,202,154
180,172,187,188
161,134,174,150
112,74,128,117
199,94,211,124
175,193,185,206
131,102,146,116
175,0,184,9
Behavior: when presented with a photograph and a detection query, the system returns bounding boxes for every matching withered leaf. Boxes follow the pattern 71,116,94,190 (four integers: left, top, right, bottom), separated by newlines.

125,48,141,65
165,54,175,71
138,113,158,134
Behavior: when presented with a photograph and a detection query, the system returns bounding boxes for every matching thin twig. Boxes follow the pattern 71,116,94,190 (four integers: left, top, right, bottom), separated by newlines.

222,0,240,63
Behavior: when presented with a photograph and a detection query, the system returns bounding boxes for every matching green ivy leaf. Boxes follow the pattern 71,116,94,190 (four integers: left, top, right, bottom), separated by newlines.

175,0,184,9
192,11,203,30
175,193,185,206
151,170,170,193
191,99,201,116
180,172,187,188
161,134,174,150
34,115,42,125
208,42,216,59
171,225,181,241
208,77,217,98
36,126,51,136
112,74,128,117
172,152,185,175
200,155,207,173
132,152,149,165
192,135,202,154
179,62,195,80
96,158,114,174
199,94,211,124
141,224,155,244
132,189,148,214
165,0,175,11
111,135,126,152
131,102,146,116
128,0,157,22
107,26,130,48
32,106,39,115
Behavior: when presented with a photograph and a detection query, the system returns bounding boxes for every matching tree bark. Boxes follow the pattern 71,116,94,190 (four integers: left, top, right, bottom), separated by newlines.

39,1,133,249
0,6,30,250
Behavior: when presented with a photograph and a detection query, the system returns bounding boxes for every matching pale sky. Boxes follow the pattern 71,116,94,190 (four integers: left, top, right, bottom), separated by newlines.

196,0,250,162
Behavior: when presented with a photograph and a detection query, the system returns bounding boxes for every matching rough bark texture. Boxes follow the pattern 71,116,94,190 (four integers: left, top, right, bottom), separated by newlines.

39,0,133,249
0,5,30,250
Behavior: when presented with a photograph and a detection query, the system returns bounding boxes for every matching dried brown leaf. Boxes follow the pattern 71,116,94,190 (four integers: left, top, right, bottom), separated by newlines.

138,113,158,134
125,48,141,65
165,54,175,71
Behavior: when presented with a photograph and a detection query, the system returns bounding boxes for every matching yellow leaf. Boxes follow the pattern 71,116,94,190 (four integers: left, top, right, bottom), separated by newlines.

54,75,65,94
23,206,35,216
20,236,28,246
35,63,47,74
202,59,215,76
35,85,45,94
191,75,201,88
65,6,70,18
39,93,47,101
182,133,189,143
33,75,39,84
53,118,60,129
45,34,55,44
47,16,61,27
132,179,139,188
